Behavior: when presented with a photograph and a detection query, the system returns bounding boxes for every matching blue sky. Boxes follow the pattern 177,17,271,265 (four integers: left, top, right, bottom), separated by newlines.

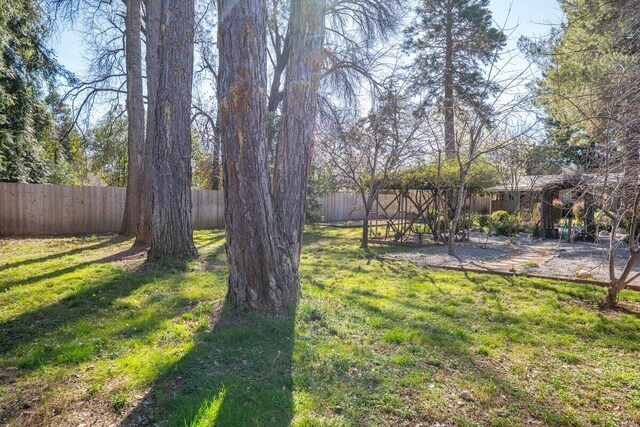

490,0,562,40
50,0,564,87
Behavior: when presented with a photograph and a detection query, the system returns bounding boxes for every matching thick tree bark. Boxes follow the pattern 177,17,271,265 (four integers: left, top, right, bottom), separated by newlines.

148,0,197,260
121,0,146,237
273,0,326,276
135,0,161,246
218,0,325,313
210,110,221,190
218,0,289,312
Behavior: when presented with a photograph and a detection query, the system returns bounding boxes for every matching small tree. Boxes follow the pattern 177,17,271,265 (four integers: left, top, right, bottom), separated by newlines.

318,80,424,248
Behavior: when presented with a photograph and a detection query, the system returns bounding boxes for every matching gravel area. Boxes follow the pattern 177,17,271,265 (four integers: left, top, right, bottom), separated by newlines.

386,243,508,268
388,231,640,284
524,241,639,283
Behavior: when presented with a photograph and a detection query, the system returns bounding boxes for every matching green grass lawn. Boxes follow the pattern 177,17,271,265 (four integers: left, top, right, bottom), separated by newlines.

1,226,639,426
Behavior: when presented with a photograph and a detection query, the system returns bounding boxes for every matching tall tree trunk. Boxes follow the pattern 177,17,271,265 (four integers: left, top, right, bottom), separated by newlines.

272,0,326,278
135,0,161,246
443,0,455,158
210,109,221,190
148,0,197,260
218,0,289,312
121,0,145,236
218,0,325,313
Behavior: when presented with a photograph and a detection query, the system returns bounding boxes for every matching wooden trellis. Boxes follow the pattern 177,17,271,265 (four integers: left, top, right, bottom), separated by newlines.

369,188,473,245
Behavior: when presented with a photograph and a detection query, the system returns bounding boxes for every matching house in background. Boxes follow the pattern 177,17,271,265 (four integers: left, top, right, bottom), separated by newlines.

484,168,582,214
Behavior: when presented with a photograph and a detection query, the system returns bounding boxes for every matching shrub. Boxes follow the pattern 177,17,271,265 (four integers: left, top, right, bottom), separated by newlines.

595,212,612,232
491,210,510,223
531,202,541,222
477,214,491,229
490,210,520,237
411,223,431,243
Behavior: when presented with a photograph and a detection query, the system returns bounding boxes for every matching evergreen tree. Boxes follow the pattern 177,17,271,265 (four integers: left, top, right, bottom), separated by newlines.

534,0,638,150
403,0,505,155
42,91,88,184
0,0,60,183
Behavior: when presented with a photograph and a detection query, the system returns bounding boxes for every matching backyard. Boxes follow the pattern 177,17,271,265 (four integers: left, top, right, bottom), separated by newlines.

1,227,639,426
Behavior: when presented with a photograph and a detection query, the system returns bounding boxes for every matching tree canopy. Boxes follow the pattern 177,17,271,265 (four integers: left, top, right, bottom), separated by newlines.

404,0,506,114
0,0,66,183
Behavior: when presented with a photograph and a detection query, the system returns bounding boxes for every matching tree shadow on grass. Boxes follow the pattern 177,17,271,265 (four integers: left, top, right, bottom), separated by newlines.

0,253,210,424
0,247,166,361
611,302,640,320
195,232,226,251
0,235,129,271
340,285,604,425
120,302,295,427
0,243,146,292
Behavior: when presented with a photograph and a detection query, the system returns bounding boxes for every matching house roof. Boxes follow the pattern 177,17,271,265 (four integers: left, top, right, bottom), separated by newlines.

487,173,579,193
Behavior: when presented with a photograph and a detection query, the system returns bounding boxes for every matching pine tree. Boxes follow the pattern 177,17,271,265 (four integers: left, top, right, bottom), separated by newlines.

403,0,505,156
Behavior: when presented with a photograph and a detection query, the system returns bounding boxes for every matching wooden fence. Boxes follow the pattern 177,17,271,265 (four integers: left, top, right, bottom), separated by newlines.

0,183,225,236
0,183,369,236
0,183,497,236
468,195,492,214
316,192,365,222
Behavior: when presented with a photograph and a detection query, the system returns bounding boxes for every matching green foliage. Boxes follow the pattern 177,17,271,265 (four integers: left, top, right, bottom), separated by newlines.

191,131,211,190
595,212,613,232
305,161,340,223
0,0,65,183
477,214,491,229
404,0,506,112
490,210,510,223
490,210,521,236
382,158,499,192
1,227,639,424
87,112,128,187
41,91,88,185
533,0,639,162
